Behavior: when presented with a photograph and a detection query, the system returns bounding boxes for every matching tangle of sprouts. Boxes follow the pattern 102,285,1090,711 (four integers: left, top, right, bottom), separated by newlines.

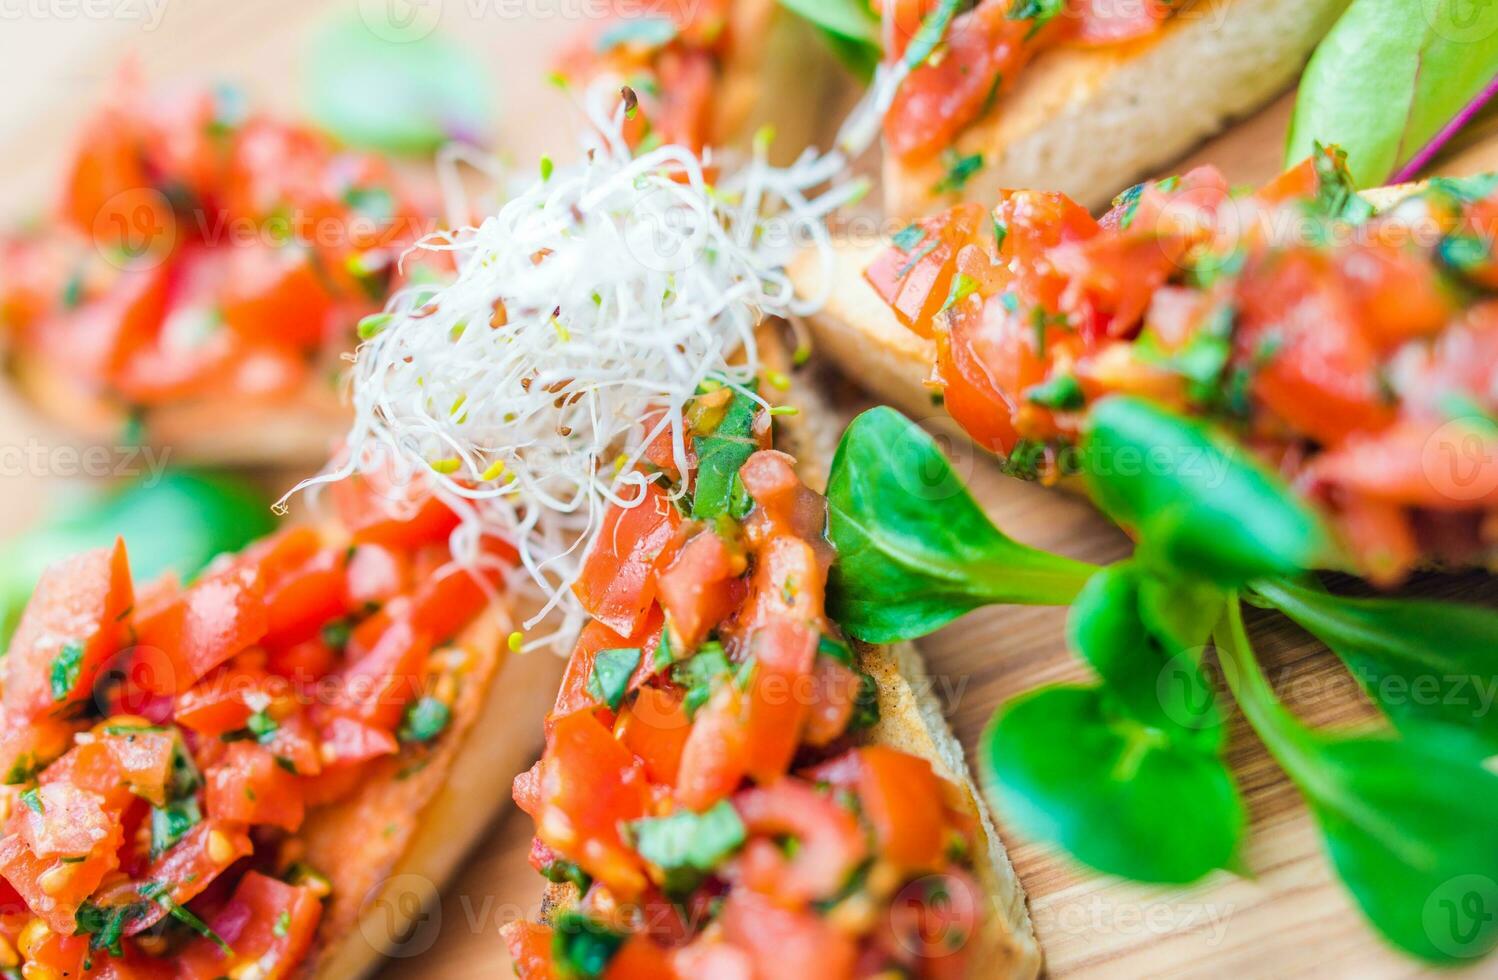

284,85,858,651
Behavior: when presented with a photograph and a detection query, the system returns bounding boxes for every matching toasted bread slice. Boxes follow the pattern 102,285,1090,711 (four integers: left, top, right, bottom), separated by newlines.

302,600,566,979
885,0,1350,219
535,329,1042,979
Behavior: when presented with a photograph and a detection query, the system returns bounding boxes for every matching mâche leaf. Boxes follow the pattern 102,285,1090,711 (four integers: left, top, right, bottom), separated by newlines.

980,684,1244,883
1255,578,1498,755
776,0,882,80
1083,397,1332,584
1068,563,1223,747
1217,598,1498,962
826,407,1096,643
1287,0,1498,186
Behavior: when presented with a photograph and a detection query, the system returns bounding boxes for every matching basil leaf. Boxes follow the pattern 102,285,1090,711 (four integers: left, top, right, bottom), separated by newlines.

1069,564,1222,748
586,648,641,712
0,470,275,644
905,0,962,68
306,17,492,155
691,385,761,520
398,696,452,744
980,684,1245,883
552,912,626,979
629,800,746,894
149,797,201,859
670,642,732,717
1083,397,1332,584
1255,578,1498,755
826,407,1096,643
1287,0,1498,186
49,642,84,703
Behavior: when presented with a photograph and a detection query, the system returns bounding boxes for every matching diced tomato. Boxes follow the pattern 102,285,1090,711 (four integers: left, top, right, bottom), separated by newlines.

934,290,1043,455
260,546,348,651
738,450,830,544
856,747,948,872
534,711,650,897
120,819,252,936
0,716,77,787
31,257,173,388
134,563,268,694
61,97,151,240
574,484,683,636
551,613,661,724
265,637,338,682
99,726,177,807
865,204,990,336
16,782,115,859
317,716,398,767
614,686,691,786
733,778,867,904
1335,242,1452,348
298,757,372,807
4,539,133,721
344,544,410,608
1070,0,1170,44
205,741,304,832
674,684,750,812
178,871,322,980
879,868,983,978
502,920,557,980
739,617,818,783
327,617,430,730
16,927,90,980
651,48,716,152
0,808,122,932
220,241,336,350
36,739,130,810
257,711,323,778
175,665,288,738
330,472,461,551
411,564,490,644
884,1,1028,162
656,531,744,651
719,889,857,977
605,934,676,979
801,655,860,747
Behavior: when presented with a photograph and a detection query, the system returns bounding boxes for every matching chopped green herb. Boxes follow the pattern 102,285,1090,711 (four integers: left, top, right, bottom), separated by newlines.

1007,0,1065,37
992,217,1008,253
552,912,626,979
273,909,292,938
398,697,452,744
629,800,746,896
939,273,978,313
670,642,732,718
540,858,592,891
596,17,676,53
1025,374,1085,411
904,0,961,68
933,150,984,194
892,223,927,253
150,797,201,859
587,648,642,712
894,238,940,279
652,629,676,670
20,787,42,815
690,382,761,520
49,641,84,702
817,634,854,666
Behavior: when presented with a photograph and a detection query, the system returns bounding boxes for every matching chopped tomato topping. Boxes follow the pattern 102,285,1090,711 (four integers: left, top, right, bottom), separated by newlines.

574,484,682,636
133,564,268,694
178,871,323,980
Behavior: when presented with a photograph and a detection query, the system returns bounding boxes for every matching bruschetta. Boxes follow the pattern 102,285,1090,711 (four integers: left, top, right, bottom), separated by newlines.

875,0,1349,217
550,0,843,162
0,473,563,979
790,150,1498,582
0,80,444,467
500,340,1041,979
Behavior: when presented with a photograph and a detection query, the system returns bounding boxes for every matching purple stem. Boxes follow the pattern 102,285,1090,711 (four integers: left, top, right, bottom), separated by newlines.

1390,72,1498,184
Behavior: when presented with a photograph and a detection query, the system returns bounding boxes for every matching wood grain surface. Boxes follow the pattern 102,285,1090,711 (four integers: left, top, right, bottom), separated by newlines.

2,4,1497,978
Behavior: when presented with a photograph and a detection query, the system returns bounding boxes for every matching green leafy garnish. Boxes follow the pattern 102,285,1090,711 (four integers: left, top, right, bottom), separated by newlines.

306,17,492,155
691,383,761,520
49,642,84,702
671,642,733,717
826,408,1096,642
1024,374,1084,410
552,912,626,979
891,223,927,253
933,150,984,194
596,17,676,52
150,797,202,859
629,801,746,894
1286,0,1498,185
1082,397,1332,583
905,0,962,67
778,0,881,79
20,788,42,815
398,696,452,744
587,648,642,712
1217,597,1498,962
1006,0,1064,37
981,683,1244,883
1256,578,1498,755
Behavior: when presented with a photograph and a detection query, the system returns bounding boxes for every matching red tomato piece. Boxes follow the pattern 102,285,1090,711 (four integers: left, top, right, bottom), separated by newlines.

739,617,819,784
1070,0,1170,45
260,546,348,652
328,617,430,730
99,727,176,807
177,871,323,980
205,741,305,832
573,484,682,637
220,241,336,350
535,711,650,897
719,889,857,978
174,665,287,738
801,655,860,747
344,544,410,608
674,684,750,812
614,686,692,786
120,819,252,936
4,539,133,721
410,564,490,644
551,614,661,724
605,935,676,979
134,563,268,694
733,778,867,904
864,204,990,337
502,920,557,980
330,472,461,551
317,716,399,767
16,782,114,859
655,531,744,652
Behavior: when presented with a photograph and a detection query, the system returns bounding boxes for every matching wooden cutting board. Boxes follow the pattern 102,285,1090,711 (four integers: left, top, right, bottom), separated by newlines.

3,4,1498,977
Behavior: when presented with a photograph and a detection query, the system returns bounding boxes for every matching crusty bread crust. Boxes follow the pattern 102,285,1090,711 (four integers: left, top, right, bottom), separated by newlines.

537,328,1042,979
302,600,566,979
885,0,1351,218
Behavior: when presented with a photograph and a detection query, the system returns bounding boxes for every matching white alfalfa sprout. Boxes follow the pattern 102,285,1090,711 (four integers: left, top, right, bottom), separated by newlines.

285,86,861,651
